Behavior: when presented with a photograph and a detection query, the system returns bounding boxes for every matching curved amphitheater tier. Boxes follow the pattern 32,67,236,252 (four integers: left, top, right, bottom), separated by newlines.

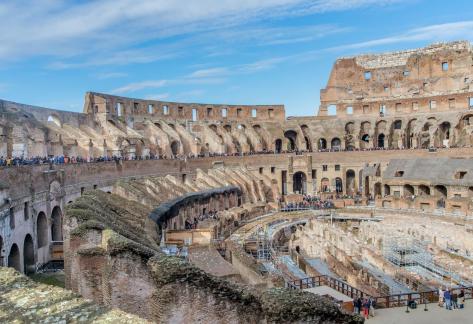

1,41,473,322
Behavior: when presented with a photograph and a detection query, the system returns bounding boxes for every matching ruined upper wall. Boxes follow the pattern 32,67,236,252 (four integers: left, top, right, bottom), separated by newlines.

84,92,286,122
319,41,473,117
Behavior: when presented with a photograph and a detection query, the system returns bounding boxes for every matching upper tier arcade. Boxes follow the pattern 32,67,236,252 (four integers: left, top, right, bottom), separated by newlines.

319,41,473,117
84,92,286,122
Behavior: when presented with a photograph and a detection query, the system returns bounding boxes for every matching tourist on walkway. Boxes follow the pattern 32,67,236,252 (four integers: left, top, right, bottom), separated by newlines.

459,289,465,309
369,296,376,317
452,292,458,309
356,297,362,314
362,298,370,320
353,298,359,314
444,289,452,310
438,287,444,307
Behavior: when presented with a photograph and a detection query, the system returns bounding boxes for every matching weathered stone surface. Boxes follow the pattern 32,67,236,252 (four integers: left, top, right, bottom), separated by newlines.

0,267,148,323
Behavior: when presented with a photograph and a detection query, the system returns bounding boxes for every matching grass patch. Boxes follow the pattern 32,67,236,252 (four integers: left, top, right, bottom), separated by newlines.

30,272,65,288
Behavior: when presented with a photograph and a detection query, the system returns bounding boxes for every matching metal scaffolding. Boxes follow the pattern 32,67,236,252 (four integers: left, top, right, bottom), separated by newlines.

383,235,469,287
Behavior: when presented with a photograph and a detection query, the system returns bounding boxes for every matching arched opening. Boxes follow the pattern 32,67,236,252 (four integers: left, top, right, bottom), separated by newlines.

253,125,267,150
377,133,385,148
318,138,327,150
335,177,343,193
346,170,356,196
274,139,282,153
284,130,298,151
300,125,312,151
321,178,330,192
209,124,218,133
365,176,370,197
37,212,48,248
374,182,382,197
23,234,34,275
406,119,417,148
224,125,231,132
438,121,451,147
47,115,61,127
331,137,341,150
51,206,63,241
170,141,179,157
403,184,415,197
393,120,402,130
469,186,473,198
8,244,20,271
345,122,356,150
384,184,391,196
434,185,447,198
304,137,311,151
419,185,430,196
360,134,370,149
293,172,307,194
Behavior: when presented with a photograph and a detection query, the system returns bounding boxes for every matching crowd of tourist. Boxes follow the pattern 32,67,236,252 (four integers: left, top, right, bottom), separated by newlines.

353,296,376,320
184,210,219,230
0,142,460,168
438,287,466,310
0,155,153,167
280,195,335,210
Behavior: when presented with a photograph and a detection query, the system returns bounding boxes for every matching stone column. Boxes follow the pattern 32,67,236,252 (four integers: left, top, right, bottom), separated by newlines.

306,155,314,195
287,156,294,194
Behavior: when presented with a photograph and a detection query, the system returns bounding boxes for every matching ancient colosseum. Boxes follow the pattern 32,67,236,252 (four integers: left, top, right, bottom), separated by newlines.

1,41,473,323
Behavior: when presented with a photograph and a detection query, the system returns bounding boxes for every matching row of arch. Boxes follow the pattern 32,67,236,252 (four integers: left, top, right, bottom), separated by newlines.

1,206,63,274
292,170,357,195
369,182,450,200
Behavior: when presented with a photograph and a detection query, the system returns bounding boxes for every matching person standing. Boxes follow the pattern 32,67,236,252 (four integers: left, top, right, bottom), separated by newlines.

444,289,452,310
459,289,465,309
369,297,376,317
353,298,359,314
362,298,370,320
452,292,457,309
438,287,444,307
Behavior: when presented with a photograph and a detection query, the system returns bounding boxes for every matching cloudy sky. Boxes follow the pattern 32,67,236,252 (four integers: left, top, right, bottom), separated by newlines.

1,0,473,115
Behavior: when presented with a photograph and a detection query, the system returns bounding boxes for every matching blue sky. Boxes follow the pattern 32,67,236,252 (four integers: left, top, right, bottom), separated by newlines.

1,0,473,116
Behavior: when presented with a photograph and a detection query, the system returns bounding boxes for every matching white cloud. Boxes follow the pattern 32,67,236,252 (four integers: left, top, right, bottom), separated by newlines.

111,80,167,94
95,72,128,80
0,0,406,63
187,67,229,78
330,21,473,52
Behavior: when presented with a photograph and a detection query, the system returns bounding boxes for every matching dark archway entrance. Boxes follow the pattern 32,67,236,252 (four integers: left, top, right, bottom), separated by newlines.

170,141,180,157
335,177,343,193
318,138,327,150
331,138,341,150
321,178,330,192
23,234,34,275
275,139,282,153
374,182,382,197
284,130,298,151
8,244,21,272
37,212,48,248
51,206,63,241
293,172,307,194
377,134,385,148
364,176,370,197
346,170,356,196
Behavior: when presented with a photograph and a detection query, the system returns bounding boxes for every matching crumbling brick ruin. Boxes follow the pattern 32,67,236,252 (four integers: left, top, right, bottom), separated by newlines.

1,41,473,322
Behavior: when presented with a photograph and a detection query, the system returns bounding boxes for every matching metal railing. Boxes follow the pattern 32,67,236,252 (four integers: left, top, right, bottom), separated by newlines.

287,275,473,308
